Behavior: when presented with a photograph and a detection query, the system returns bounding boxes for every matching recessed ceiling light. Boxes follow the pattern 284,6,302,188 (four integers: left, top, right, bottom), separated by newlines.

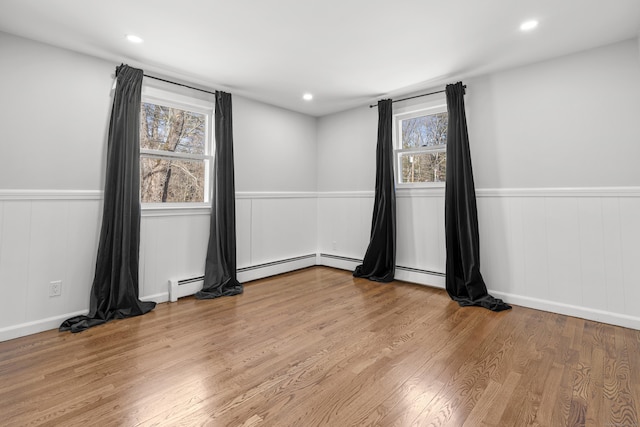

520,20,538,32
303,93,313,101
126,34,144,43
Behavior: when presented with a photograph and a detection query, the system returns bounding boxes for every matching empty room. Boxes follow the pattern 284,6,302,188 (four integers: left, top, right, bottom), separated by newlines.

1,1,640,426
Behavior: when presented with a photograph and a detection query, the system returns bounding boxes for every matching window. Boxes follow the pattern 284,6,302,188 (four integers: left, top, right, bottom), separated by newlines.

139,85,213,205
394,102,448,186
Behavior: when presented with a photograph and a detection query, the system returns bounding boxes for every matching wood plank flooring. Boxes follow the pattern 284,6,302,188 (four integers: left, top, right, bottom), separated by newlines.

1,266,638,426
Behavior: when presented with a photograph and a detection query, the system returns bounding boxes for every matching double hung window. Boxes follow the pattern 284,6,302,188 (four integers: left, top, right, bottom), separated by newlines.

139,85,214,205
394,101,448,186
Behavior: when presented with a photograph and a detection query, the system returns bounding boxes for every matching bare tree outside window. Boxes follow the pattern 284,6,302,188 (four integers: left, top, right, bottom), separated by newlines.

399,112,447,183
139,103,208,203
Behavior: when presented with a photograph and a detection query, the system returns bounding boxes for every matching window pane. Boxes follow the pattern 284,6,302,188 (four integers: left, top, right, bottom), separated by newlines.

401,112,448,149
140,103,205,155
400,152,446,183
140,157,205,203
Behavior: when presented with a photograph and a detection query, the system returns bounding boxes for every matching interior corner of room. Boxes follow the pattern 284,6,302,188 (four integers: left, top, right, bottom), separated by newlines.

1,24,640,341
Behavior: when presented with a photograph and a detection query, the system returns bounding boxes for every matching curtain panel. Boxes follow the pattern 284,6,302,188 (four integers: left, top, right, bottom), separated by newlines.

444,82,511,312
353,99,396,283
60,64,156,333
196,91,243,299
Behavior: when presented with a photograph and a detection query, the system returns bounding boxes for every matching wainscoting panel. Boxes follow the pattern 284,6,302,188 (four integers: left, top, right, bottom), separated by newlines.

64,200,102,312
317,193,372,260
0,196,102,340
321,188,640,330
2,188,639,340
140,213,210,302
0,201,32,328
27,201,76,320
318,191,446,279
396,195,446,275
248,195,317,268
575,198,606,311
601,198,626,316
620,197,640,316
236,198,252,269
478,189,640,329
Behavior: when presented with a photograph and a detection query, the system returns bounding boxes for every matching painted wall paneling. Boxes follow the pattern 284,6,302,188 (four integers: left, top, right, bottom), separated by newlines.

0,192,321,341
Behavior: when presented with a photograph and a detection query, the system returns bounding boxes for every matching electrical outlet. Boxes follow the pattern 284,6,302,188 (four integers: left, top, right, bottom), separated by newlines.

49,280,62,297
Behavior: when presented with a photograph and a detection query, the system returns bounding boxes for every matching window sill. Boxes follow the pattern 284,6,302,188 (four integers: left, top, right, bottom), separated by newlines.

396,185,445,197
141,203,211,217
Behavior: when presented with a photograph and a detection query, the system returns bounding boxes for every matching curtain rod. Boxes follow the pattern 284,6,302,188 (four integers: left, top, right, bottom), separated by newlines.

368,84,466,108
143,74,217,96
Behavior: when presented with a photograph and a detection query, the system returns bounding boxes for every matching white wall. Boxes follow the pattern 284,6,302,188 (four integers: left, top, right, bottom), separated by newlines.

0,32,318,340
316,106,378,192
234,96,317,192
466,38,640,188
317,38,640,329
0,33,112,191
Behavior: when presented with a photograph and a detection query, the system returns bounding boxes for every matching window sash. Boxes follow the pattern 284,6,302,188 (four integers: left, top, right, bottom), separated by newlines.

394,150,446,185
395,146,446,156
140,148,212,162
392,99,448,187
139,83,215,206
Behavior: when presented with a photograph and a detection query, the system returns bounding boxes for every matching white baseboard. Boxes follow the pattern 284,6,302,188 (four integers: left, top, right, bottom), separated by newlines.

141,292,170,304
489,290,640,331
4,254,639,342
317,253,361,271
0,293,167,342
320,253,640,330
318,254,446,289
238,254,317,283
0,310,89,342
395,267,445,289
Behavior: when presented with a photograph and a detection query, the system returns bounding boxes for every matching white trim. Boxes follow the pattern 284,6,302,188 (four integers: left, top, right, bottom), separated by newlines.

319,187,640,199
141,292,169,304
141,85,215,113
140,148,212,162
0,190,103,201
235,191,317,199
392,96,447,116
318,254,362,271
318,254,447,288
489,291,640,331
1,187,638,202
316,191,374,198
395,268,445,288
238,255,317,283
396,187,445,197
0,310,88,342
477,187,640,198
141,205,211,217
4,252,640,341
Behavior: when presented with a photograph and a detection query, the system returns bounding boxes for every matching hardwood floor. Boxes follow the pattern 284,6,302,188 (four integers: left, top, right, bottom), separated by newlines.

1,266,639,426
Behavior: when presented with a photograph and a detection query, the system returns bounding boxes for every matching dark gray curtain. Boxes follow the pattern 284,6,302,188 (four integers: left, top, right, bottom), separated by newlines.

196,91,243,299
353,99,396,282
60,64,156,333
444,82,511,311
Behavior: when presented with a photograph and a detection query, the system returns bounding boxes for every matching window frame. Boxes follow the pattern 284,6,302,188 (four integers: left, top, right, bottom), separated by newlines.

393,97,448,189
139,83,214,211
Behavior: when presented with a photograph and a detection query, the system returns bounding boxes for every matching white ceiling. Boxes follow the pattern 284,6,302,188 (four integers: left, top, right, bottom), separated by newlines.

1,0,639,116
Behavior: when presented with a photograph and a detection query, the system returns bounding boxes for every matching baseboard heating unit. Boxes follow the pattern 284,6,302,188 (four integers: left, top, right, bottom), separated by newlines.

167,254,318,302
168,276,204,302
